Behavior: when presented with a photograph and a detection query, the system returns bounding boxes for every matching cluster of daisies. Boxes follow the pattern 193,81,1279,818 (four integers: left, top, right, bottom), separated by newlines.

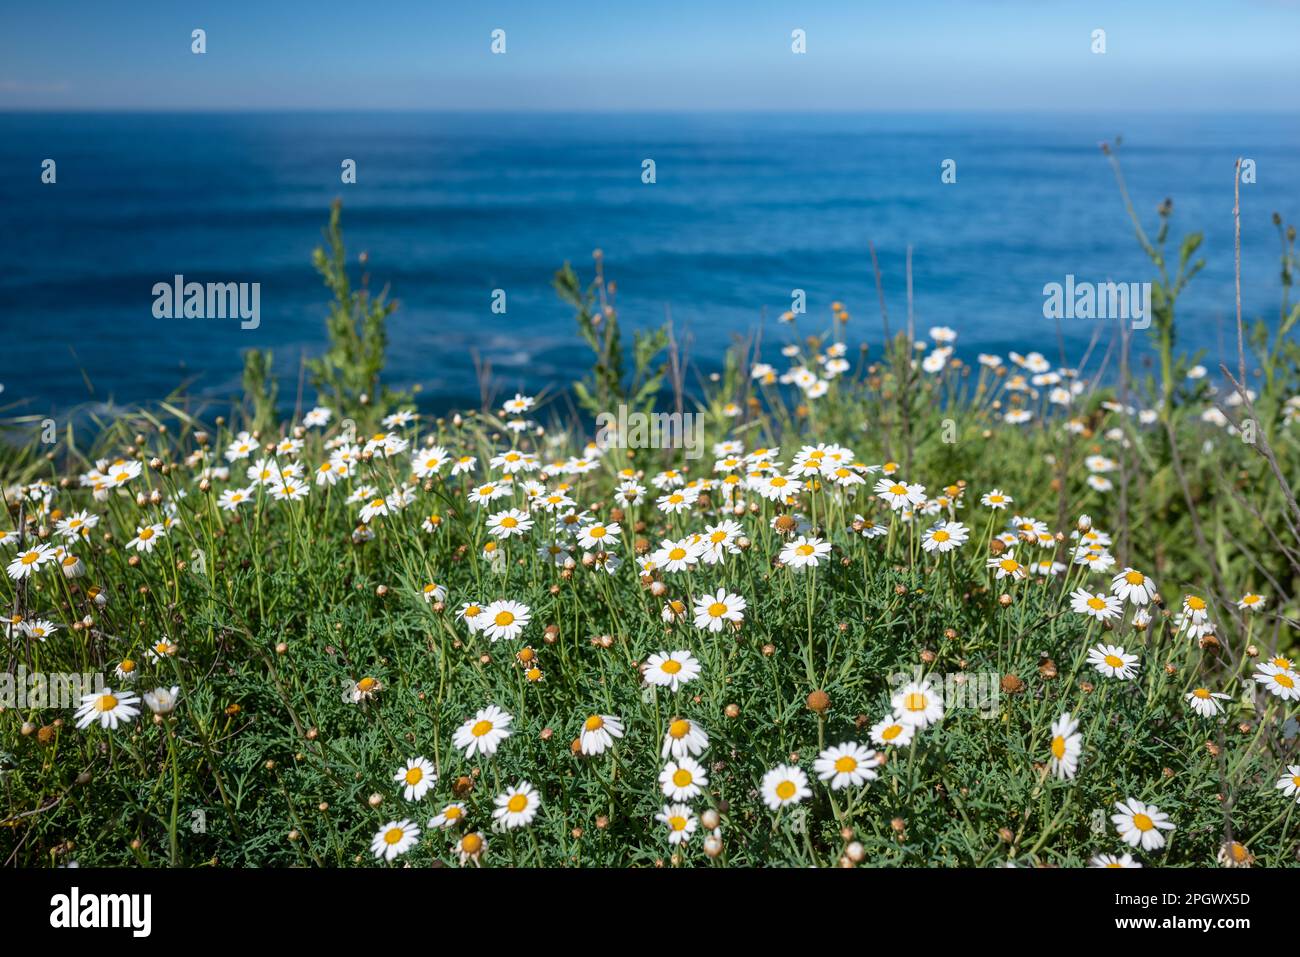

1,379,1293,868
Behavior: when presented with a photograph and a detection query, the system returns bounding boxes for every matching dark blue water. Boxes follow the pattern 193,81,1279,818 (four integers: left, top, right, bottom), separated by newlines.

2,111,1297,417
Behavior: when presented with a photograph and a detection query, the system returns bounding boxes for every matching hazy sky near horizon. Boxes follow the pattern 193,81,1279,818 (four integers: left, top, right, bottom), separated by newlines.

3,0,1298,111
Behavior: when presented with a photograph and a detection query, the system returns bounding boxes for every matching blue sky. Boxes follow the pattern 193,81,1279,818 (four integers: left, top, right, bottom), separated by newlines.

2,0,1298,111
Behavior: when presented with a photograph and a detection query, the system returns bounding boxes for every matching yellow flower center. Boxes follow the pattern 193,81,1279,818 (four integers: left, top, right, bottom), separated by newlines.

905,692,927,712
1087,596,1106,610
1276,673,1295,689
1125,571,1144,585
405,767,423,785
461,833,482,854
1132,813,1154,832
673,769,693,787
708,602,728,618
1187,596,1206,610
589,526,606,538
584,715,604,731
668,719,690,739
383,827,405,845
1051,736,1066,759
97,694,119,712
1104,655,1123,668
21,552,40,566
507,794,527,813
495,611,515,627
120,660,135,672
471,720,493,737
668,815,687,832
139,528,154,540
882,724,902,741
775,780,796,800
1193,688,1210,699
661,659,682,675
668,548,687,561
358,677,378,692
445,805,462,820
932,530,950,542
796,544,814,556
834,756,858,773
889,484,907,495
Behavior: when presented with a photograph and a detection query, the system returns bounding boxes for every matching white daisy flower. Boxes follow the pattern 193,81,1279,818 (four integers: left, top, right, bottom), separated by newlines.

644,650,701,692
371,820,420,861
452,705,513,758
1111,799,1175,851
760,764,812,811
492,781,540,829
813,742,879,790
394,757,436,802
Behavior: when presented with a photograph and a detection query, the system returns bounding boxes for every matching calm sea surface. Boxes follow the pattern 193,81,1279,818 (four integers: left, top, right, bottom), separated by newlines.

1,111,1297,416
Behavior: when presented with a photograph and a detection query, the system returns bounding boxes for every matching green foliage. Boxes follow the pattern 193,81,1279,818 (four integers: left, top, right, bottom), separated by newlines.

553,260,669,419
306,200,405,427
240,349,278,434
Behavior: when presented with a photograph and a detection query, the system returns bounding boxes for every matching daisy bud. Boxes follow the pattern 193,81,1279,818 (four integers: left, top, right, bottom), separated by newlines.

703,835,723,858
20,721,36,736
288,829,300,842
989,538,1006,556
920,649,936,663
265,760,276,770
149,490,162,505
76,771,92,785
1000,674,1024,695
806,689,831,714
725,703,740,719
131,839,142,851
1205,740,1220,757
149,457,162,471
998,593,1012,607
761,643,775,657
847,841,866,863
998,827,1015,844
368,793,383,808
1079,681,1094,694
127,555,140,568
595,815,609,830
1246,644,1259,658
479,654,491,665
737,536,751,550
891,817,907,834
650,580,667,597
275,642,288,655
701,809,720,830
375,585,388,597
135,493,148,507
840,826,854,841
944,628,958,640
305,727,318,741
1038,659,1058,680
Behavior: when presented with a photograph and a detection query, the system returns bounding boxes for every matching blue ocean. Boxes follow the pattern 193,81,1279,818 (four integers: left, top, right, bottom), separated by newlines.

2,111,1297,417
